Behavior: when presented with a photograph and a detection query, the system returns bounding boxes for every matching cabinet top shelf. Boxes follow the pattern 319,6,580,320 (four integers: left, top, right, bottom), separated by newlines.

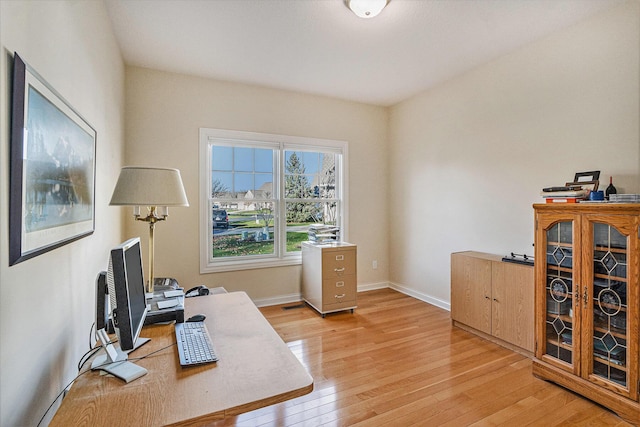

534,203,640,214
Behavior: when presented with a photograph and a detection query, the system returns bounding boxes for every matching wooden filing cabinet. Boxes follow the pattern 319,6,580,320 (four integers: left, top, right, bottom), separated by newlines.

301,242,357,317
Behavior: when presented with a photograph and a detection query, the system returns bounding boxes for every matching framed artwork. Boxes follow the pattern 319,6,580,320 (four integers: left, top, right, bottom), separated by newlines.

9,53,96,265
566,180,599,192
574,170,600,183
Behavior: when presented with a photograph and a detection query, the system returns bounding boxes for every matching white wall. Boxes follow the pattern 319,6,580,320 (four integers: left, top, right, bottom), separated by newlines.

124,67,390,303
388,1,640,308
0,2,125,426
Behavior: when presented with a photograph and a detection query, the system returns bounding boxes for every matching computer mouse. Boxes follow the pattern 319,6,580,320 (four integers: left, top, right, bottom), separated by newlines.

187,314,206,322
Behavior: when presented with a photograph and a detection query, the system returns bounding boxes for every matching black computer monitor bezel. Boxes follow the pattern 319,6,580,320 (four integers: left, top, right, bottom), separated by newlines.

107,237,148,351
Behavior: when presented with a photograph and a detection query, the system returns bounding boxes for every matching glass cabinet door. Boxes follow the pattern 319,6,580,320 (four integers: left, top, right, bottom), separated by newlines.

544,221,575,366
590,222,628,389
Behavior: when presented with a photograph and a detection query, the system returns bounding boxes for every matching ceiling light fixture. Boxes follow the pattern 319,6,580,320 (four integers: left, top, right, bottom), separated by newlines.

345,0,389,18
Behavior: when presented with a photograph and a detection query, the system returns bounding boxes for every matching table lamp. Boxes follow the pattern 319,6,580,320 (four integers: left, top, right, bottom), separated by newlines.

110,166,189,293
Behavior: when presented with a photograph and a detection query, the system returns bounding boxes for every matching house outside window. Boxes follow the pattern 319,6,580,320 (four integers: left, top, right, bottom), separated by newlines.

199,128,348,272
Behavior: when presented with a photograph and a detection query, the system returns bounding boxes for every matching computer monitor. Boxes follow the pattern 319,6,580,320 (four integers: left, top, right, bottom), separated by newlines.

91,237,150,382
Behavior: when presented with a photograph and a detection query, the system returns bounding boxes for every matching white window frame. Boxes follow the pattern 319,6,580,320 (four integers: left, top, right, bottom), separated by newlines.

199,128,348,273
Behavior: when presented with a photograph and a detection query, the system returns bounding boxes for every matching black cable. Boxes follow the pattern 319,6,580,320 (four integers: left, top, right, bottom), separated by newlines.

77,334,120,372
89,321,95,349
127,342,177,362
38,342,176,427
77,346,103,372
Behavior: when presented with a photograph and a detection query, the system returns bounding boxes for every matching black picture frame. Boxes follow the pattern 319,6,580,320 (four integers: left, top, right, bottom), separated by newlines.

574,170,600,183
9,53,96,265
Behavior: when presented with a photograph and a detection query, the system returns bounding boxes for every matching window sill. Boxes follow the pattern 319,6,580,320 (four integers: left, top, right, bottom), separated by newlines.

200,255,302,273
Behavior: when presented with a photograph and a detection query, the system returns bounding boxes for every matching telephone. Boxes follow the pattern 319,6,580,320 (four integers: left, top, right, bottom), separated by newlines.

185,285,210,298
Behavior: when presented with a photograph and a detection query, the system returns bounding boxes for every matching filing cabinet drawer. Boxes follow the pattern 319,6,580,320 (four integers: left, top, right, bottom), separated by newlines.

322,250,356,278
322,276,356,302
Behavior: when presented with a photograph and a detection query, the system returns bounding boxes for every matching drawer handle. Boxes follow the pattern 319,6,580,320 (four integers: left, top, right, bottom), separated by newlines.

335,294,346,299
334,267,345,273
336,281,345,287
336,255,344,261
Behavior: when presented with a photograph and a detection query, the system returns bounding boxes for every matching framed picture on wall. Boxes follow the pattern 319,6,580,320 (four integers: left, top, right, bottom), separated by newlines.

9,53,96,265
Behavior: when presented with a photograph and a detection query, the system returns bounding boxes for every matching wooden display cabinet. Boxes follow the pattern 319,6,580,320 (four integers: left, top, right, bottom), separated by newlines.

451,251,534,354
533,203,639,425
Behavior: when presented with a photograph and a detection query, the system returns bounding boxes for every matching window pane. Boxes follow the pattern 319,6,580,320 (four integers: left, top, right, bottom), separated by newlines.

212,203,275,258
285,201,338,252
285,152,312,198
211,172,232,197
255,149,273,173
317,153,336,199
212,146,232,171
285,150,336,199
255,175,273,195
234,147,253,172
235,173,253,193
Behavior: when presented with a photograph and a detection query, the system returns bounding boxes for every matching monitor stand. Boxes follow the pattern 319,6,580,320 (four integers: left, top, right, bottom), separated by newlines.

91,329,149,383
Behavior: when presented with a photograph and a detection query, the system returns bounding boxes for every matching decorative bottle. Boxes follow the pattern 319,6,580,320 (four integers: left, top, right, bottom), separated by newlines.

605,176,617,200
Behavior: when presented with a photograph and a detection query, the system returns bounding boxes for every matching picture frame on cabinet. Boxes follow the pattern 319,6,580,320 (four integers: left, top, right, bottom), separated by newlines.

566,180,599,192
574,170,600,183
9,53,96,266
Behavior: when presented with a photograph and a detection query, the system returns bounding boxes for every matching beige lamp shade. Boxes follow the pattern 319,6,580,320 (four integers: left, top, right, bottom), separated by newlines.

110,166,189,207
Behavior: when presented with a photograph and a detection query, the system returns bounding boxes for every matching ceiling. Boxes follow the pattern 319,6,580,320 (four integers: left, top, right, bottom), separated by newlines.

105,0,624,107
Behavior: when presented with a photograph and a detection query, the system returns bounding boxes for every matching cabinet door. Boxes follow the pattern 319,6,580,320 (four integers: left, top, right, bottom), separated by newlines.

492,262,534,352
582,215,639,400
535,214,581,373
451,254,492,335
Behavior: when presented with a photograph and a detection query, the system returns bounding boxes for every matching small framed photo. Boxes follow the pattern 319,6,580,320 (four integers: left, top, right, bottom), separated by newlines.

9,53,96,265
574,171,600,183
566,181,599,192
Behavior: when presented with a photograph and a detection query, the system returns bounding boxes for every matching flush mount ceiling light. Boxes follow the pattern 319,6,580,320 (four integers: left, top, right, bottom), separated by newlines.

345,0,390,18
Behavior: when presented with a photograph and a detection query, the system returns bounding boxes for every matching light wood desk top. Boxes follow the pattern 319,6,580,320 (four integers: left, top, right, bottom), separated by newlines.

50,292,313,426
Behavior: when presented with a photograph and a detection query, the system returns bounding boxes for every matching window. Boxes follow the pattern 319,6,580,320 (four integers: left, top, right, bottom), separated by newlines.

199,128,348,272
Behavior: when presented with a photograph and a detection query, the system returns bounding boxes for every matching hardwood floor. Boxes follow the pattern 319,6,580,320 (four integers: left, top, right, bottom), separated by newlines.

210,289,632,426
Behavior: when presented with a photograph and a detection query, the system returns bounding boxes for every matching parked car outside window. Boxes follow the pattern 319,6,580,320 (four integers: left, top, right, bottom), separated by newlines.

213,209,229,228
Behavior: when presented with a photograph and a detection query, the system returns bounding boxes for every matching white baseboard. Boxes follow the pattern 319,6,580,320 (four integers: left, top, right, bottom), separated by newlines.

253,293,302,308
388,281,451,312
251,281,450,312
357,281,390,292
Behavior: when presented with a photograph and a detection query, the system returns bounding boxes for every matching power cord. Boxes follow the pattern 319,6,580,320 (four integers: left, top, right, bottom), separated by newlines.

36,342,176,427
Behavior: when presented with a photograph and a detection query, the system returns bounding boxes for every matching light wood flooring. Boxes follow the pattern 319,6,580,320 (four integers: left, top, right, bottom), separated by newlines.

211,288,632,426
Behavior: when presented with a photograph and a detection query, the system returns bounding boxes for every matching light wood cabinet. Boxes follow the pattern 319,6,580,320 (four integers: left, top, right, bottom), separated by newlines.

451,251,534,353
533,203,639,425
302,242,357,317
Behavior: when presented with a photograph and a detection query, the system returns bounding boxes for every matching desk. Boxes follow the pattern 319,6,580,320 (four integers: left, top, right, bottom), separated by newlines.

50,292,313,426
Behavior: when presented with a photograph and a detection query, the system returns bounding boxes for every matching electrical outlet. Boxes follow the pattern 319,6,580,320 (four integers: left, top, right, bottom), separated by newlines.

372,260,378,270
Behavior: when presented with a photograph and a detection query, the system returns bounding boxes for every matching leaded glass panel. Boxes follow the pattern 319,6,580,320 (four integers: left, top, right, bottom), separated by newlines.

545,221,574,364
591,223,628,387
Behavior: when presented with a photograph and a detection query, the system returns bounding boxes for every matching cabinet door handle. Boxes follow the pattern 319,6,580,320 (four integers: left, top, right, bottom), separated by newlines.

336,281,345,287
334,267,345,272
335,294,346,299
493,298,499,302
583,286,588,308
484,296,490,300
336,255,344,261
